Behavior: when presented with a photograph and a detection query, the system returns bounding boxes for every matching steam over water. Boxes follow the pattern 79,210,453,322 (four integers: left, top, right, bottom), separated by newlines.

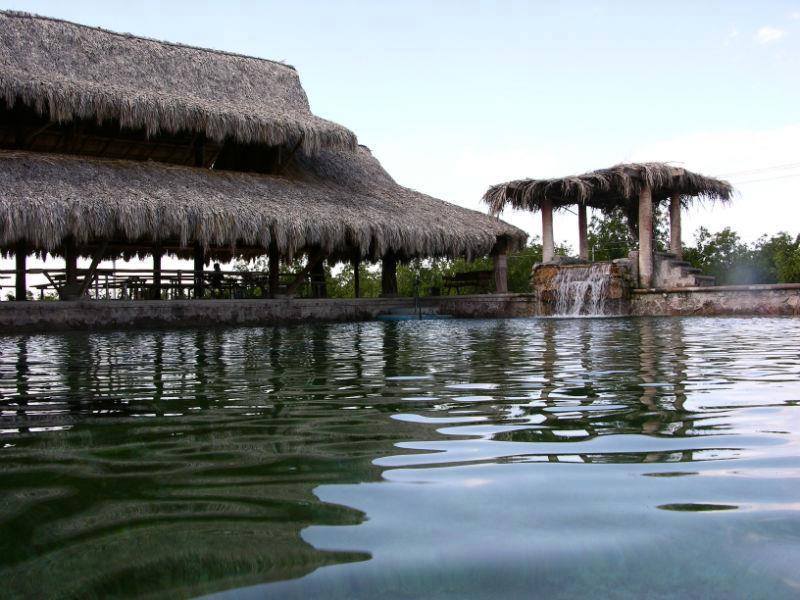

1,318,800,599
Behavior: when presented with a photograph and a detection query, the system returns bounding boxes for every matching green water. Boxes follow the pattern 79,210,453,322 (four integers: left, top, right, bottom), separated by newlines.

1,317,799,599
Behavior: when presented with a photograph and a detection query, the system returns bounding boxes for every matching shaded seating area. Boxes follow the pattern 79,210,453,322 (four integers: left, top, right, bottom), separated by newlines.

0,11,526,303
0,267,317,301
443,270,494,295
484,163,733,288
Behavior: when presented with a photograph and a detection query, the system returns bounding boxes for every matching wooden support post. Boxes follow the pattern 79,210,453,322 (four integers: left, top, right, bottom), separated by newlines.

381,253,398,297
638,185,654,288
268,244,280,298
77,241,108,298
493,252,508,294
310,257,327,298
194,243,205,299
285,249,324,297
541,197,555,263
59,237,80,300
193,136,205,168
65,239,78,288
15,242,26,301
578,204,589,261
152,244,163,300
669,193,682,259
353,255,361,298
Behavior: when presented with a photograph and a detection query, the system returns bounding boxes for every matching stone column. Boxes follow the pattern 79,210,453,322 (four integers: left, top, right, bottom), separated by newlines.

638,185,654,288
381,253,398,297
669,193,682,259
193,243,205,299
578,204,589,261
493,253,508,293
541,197,555,263
15,242,26,301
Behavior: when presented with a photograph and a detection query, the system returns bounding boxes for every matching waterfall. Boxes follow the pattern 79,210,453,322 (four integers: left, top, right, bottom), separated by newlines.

552,263,613,316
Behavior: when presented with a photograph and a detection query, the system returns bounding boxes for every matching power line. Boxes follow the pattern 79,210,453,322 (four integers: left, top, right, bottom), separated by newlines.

730,172,800,185
719,161,800,178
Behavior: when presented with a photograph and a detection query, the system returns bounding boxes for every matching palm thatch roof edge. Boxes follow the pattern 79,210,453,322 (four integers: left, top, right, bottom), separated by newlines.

0,10,357,153
484,162,733,215
0,148,526,261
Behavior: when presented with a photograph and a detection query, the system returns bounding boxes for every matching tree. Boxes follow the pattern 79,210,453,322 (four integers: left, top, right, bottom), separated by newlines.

586,208,634,261
683,227,755,284
682,228,800,285
752,232,800,283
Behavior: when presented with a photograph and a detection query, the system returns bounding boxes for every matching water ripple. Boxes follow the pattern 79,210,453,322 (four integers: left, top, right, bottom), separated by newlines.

1,317,799,599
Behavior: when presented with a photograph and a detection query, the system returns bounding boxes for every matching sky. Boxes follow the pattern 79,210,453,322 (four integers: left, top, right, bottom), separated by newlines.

3,0,800,276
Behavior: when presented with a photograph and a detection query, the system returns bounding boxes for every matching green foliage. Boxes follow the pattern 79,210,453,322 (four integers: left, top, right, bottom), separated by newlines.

587,208,633,261
234,240,552,298
232,225,800,295
684,228,800,285
322,240,550,297
326,262,382,298
754,232,800,283
683,227,752,284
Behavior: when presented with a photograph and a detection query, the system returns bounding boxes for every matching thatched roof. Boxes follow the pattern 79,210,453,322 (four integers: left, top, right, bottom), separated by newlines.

0,11,356,154
484,162,733,215
0,147,526,260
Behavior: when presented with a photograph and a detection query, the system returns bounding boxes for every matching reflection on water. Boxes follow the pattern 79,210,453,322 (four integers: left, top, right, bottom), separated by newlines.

1,318,800,599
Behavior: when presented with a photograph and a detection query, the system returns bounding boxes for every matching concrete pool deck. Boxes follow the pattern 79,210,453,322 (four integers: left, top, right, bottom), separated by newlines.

1,284,799,332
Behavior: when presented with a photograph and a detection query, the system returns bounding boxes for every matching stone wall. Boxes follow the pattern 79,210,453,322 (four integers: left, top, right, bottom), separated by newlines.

0,294,538,333
631,284,800,316
3,285,798,333
434,294,536,318
530,261,632,316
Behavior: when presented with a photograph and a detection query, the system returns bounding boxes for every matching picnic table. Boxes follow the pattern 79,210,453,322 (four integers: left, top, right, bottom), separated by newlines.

10,267,311,300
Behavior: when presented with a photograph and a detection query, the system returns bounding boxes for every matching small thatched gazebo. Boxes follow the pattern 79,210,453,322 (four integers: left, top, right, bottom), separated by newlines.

484,163,733,287
0,11,525,301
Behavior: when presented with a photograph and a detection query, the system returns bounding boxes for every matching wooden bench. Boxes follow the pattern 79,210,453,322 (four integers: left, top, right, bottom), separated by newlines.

443,270,494,295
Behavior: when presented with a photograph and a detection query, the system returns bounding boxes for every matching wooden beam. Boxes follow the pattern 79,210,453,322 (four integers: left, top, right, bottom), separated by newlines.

268,244,280,298
275,135,305,175
193,135,206,168
15,241,26,301
23,122,54,147
77,241,109,298
193,243,205,299
60,238,80,300
152,244,163,300
353,255,361,298
64,239,78,286
285,249,324,297
310,257,327,298
381,253,398,297
42,270,59,292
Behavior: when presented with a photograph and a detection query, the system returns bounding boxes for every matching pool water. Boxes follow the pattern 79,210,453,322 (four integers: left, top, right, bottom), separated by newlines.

1,317,799,599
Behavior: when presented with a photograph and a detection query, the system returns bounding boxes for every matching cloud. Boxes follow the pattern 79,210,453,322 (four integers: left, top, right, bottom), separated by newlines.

754,26,786,44
790,12,800,20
